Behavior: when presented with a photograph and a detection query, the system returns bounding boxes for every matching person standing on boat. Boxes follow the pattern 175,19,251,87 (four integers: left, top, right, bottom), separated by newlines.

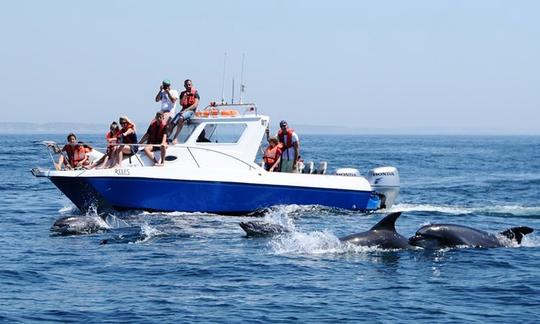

139,112,168,166
51,133,88,170
154,79,178,126
263,136,282,172
171,79,200,144
276,120,299,173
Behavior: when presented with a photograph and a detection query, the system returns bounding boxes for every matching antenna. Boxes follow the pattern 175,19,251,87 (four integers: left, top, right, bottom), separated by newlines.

231,77,235,104
220,52,227,104
239,53,245,104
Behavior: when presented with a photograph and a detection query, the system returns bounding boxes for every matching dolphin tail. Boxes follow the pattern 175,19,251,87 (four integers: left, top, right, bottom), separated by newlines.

499,226,534,244
370,212,402,232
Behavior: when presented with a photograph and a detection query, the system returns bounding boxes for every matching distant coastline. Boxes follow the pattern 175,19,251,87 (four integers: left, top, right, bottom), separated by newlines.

0,122,538,136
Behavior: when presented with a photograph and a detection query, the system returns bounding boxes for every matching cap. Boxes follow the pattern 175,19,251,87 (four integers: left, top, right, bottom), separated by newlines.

279,120,288,126
162,79,171,86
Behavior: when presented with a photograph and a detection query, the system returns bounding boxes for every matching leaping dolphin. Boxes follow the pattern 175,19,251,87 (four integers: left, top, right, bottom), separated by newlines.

51,215,109,236
408,224,534,249
339,212,415,249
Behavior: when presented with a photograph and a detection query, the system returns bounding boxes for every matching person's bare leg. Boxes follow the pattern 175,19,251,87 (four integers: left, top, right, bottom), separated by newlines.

106,147,118,168
116,146,124,167
172,119,184,145
166,116,174,138
143,145,157,165
160,145,166,164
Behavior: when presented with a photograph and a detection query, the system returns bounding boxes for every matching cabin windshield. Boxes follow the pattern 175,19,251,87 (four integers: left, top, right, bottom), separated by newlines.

197,123,247,144
175,124,198,144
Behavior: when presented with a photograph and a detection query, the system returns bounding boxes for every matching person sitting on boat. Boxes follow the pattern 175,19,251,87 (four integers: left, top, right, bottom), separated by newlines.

110,116,138,168
276,120,299,173
139,112,168,166
88,121,121,169
263,136,282,172
154,79,178,127
171,79,200,144
51,133,88,171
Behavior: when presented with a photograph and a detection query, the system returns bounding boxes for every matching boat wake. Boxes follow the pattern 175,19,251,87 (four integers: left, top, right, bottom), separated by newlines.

387,203,540,218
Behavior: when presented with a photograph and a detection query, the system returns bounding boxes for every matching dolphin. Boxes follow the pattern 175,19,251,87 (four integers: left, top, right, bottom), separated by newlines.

239,221,290,237
408,224,534,249
50,215,109,236
339,212,415,249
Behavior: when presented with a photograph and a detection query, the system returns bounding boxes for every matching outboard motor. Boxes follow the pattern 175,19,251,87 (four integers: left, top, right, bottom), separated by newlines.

366,167,400,209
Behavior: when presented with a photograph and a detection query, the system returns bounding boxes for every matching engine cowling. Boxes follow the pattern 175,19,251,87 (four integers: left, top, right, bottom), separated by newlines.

366,167,400,209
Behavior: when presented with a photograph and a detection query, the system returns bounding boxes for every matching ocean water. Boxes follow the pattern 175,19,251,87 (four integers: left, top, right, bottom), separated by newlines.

1,134,539,323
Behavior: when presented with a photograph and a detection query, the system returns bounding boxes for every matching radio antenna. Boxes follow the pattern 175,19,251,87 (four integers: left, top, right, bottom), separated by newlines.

220,52,227,104
239,53,245,104
231,77,235,104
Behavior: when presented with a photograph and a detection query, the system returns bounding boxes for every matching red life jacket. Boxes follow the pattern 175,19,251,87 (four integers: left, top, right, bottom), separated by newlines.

64,144,86,168
106,130,121,151
147,119,166,144
277,128,295,149
180,88,198,109
263,145,282,165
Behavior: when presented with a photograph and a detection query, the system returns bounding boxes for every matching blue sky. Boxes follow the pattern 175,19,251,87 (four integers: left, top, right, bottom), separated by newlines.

1,0,538,134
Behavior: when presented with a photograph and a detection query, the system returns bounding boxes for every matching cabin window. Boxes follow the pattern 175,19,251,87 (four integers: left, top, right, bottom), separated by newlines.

197,123,247,143
175,124,197,144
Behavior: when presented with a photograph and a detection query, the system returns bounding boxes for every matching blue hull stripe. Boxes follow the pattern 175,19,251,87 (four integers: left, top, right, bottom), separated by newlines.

50,176,112,212
82,177,375,213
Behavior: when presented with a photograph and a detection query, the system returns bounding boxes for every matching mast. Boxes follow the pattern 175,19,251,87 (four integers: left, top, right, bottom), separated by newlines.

239,53,245,104
231,77,235,104
221,52,227,104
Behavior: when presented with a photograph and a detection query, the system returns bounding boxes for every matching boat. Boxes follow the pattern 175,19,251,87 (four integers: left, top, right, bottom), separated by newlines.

32,103,400,214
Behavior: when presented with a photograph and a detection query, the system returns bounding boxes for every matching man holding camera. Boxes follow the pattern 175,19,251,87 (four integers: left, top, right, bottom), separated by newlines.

154,79,179,126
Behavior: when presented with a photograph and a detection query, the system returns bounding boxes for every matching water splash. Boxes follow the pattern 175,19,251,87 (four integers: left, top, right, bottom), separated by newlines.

58,205,78,215
270,230,343,254
261,207,297,231
103,214,129,228
135,223,165,244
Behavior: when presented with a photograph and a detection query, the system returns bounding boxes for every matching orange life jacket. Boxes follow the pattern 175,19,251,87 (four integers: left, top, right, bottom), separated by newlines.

180,88,198,109
106,130,120,145
277,128,295,149
264,145,282,165
106,130,121,151
64,144,86,168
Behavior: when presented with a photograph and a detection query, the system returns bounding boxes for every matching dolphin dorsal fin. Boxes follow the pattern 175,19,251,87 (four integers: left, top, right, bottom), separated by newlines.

370,212,402,232
499,226,534,244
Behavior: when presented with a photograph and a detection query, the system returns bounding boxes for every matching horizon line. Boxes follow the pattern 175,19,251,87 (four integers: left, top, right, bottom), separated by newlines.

0,121,538,136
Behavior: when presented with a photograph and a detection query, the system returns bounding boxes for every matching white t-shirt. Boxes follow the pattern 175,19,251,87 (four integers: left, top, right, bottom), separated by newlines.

276,131,299,160
159,89,179,115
